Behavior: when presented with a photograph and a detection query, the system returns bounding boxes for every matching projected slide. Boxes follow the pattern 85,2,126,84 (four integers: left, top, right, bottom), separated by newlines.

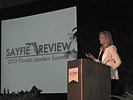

1,7,77,93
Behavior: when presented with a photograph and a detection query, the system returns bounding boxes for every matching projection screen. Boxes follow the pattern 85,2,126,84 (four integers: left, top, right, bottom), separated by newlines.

1,6,77,93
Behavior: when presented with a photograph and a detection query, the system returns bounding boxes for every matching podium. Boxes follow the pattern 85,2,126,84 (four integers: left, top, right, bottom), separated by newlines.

67,59,111,100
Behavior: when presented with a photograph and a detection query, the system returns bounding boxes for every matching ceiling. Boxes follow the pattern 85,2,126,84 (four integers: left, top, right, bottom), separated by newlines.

0,0,38,8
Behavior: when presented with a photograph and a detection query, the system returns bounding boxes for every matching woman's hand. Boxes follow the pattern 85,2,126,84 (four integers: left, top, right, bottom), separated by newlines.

85,53,96,61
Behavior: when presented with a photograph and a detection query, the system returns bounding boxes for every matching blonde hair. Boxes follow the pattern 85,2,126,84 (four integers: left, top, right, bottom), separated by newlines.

99,31,113,47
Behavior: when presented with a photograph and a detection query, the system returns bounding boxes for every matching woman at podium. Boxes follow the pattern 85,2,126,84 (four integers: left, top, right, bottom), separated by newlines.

85,31,122,95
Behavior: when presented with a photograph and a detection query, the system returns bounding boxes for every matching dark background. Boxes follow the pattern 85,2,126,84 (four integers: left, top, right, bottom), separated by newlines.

78,0,133,85
1,0,133,99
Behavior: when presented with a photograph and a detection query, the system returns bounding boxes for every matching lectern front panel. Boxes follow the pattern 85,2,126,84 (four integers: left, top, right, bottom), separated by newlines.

67,59,82,100
67,59,111,100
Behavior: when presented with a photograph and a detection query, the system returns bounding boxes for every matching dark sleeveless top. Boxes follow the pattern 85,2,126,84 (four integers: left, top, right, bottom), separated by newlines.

99,50,104,62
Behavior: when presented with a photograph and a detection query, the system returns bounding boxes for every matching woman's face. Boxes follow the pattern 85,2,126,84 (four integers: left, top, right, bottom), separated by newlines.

99,33,106,45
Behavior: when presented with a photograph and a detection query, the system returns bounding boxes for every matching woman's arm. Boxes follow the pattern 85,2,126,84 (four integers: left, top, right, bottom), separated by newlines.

110,45,122,70
85,53,99,62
